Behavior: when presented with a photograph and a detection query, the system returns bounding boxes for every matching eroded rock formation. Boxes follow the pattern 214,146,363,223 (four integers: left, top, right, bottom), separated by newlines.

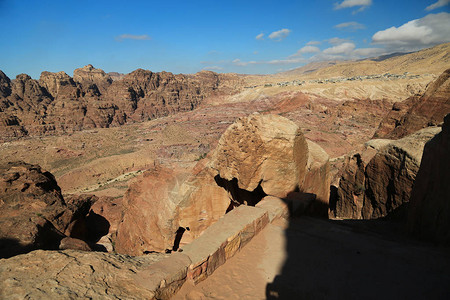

0,162,105,258
0,250,169,299
0,66,237,140
331,127,441,219
407,114,450,244
115,114,331,255
375,68,450,139
211,113,309,199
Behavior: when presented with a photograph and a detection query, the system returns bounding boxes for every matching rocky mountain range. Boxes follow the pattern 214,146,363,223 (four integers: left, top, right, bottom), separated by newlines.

0,65,241,140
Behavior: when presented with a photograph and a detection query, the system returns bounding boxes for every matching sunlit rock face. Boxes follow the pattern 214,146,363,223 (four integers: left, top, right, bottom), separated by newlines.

332,127,441,219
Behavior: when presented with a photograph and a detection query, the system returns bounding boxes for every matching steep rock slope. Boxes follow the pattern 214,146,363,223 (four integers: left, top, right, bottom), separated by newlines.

331,127,441,219
0,66,236,140
407,114,450,244
375,68,450,139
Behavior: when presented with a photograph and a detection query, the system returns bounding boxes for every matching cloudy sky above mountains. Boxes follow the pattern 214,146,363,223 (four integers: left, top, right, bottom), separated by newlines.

0,0,449,78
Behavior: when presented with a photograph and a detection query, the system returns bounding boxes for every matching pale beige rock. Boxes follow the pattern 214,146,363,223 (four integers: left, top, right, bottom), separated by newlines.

181,205,269,284
302,140,331,217
256,196,290,222
210,113,308,198
0,250,170,299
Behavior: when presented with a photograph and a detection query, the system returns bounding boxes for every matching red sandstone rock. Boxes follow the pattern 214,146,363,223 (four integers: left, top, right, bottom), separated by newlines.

0,66,230,140
407,114,450,244
0,162,97,258
375,68,450,139
59,237,92,251
332,127,441,219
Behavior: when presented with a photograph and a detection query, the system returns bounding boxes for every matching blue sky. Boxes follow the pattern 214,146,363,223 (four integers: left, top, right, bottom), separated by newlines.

0,0,449,78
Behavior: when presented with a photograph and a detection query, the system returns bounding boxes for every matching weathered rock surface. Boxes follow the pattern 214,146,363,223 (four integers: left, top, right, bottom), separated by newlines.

115,114,330,255
0,66,238,140
331,127,441,219
0,162,96,258
211,113,309,198
0,250,172,299
59,237,92,251
375,68,450,139
115,162,230,255
407,114,450,244
302,140,331,217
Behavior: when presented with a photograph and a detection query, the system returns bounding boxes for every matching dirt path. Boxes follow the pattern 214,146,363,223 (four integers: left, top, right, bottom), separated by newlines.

174,217,450,300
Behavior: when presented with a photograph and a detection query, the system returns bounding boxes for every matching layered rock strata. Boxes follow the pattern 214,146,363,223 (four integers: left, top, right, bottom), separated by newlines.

0,66,236,140
331,127,441,219
375,68,450,139
407,114,450,244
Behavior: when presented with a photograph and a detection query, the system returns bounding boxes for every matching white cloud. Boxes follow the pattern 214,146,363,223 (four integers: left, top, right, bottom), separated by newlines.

232,57,306,66
323,42,356,54
307,40,321,45
334,0,372,9
426,0,450,11
291,46,321,57
256,33,264,40
115,34,151,41
352,47,385,56
202,66,223,71
328,37,351,45
372,12,450,51
268,29,291,41
334,21,365,30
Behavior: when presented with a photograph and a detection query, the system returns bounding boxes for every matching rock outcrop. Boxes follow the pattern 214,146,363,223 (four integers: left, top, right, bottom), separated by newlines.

331,127,441,219
0,162,99,258
0,250,171,299
0,66,236,140
115,163,230,255
407,114,450,244
115,114,330,255
211,113,309,199
375,68,450,139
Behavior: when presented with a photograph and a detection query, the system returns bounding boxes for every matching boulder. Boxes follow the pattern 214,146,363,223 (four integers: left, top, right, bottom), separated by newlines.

59,237,92,251
210,113,309,198
407,114,450,244
0,162,96,258
332,127,441,219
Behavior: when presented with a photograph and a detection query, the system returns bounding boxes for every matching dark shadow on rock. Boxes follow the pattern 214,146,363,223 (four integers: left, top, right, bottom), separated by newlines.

265,197,450,299
214,175,267,208
0,238,34,259
85,210,110,243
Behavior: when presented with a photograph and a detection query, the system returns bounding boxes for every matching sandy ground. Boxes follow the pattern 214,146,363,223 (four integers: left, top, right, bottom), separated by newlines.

174,217,450,300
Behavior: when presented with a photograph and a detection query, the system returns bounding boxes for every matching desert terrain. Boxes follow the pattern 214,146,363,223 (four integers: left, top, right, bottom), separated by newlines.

1,43,449,299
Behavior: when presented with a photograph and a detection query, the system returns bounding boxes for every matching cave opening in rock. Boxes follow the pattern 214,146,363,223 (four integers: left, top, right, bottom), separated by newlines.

214,175,267,212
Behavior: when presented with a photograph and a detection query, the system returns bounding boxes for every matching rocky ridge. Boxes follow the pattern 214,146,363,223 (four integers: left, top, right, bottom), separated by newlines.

0,66,241,140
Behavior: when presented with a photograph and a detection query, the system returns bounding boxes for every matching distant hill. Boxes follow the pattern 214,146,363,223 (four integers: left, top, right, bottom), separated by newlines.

282,43,450,79
279,61,342,76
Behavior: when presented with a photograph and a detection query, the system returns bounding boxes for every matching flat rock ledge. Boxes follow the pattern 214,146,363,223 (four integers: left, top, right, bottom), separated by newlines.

0,199,289,299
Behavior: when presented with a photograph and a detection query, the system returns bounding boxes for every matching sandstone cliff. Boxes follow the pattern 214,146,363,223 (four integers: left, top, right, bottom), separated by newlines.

375,68,450,139
407,114,450,244
331,127,441,219
115,114,331,255
0,66,237,140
